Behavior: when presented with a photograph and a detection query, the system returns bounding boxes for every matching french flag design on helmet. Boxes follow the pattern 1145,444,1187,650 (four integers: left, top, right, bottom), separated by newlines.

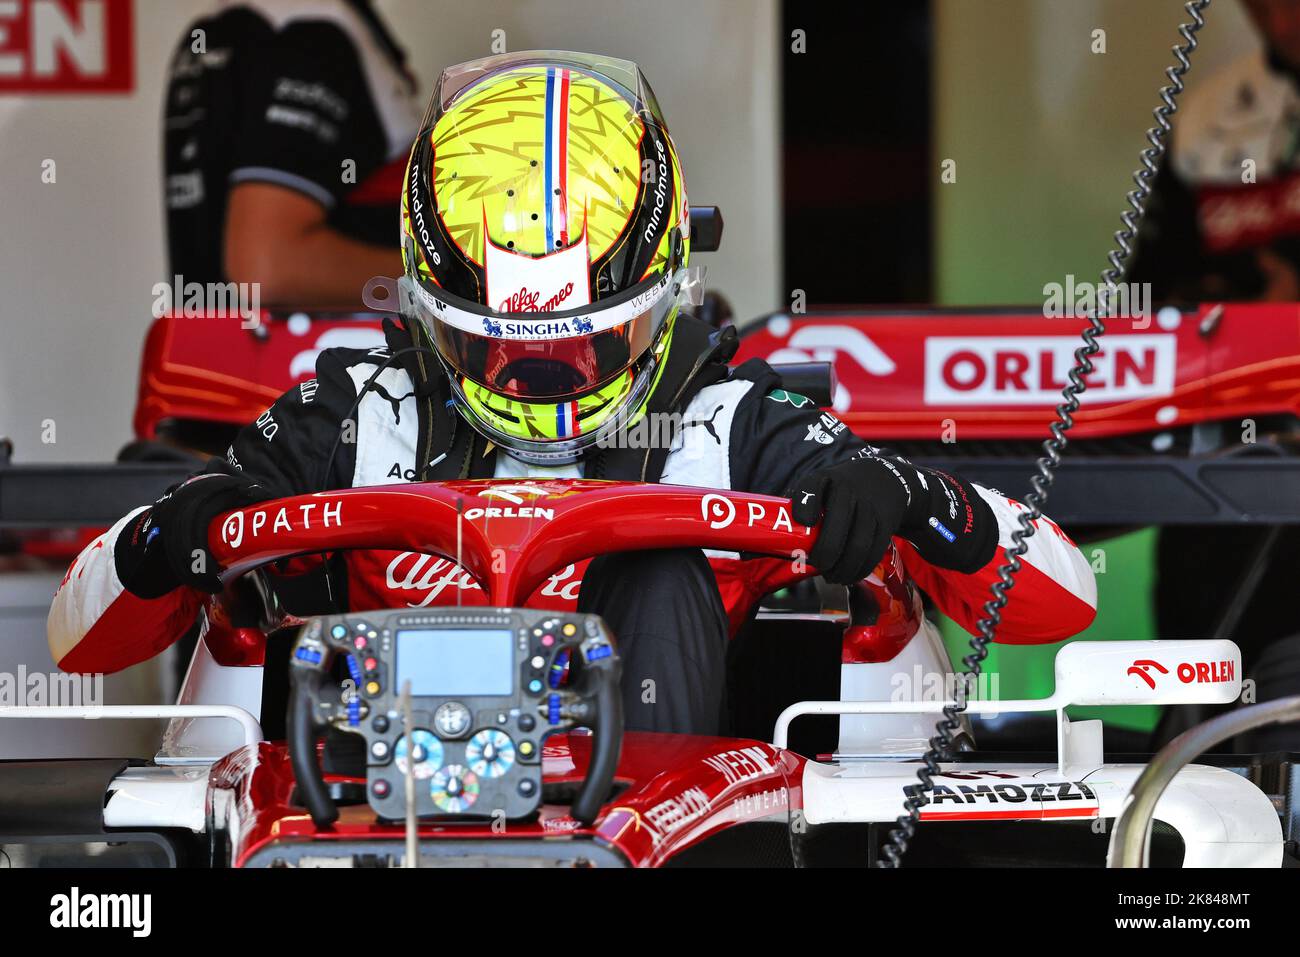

556,400,579,437
544,66,571,250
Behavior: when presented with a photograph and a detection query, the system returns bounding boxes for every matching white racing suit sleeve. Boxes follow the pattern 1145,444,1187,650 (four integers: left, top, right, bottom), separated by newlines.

47,509,204,673
893,485,1097,643
48,346,377,674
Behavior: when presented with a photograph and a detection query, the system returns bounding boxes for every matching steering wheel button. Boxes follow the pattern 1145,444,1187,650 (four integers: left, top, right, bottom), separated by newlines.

562,622,577,637
371,741,390,759
518,740,535,758
372,716,390,733
364,657,378,672
330,625,347,639
354,636,367,650
527,679,543,694
517,779,536,797
540,634,555,648
365,680,381,696
530,655,545,670
371,779,390,798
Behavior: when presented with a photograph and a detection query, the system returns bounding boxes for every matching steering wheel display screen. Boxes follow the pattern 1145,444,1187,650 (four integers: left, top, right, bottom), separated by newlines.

395,629,515,696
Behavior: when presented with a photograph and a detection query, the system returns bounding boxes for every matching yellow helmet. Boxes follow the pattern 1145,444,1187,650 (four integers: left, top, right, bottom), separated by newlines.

399,51,694,464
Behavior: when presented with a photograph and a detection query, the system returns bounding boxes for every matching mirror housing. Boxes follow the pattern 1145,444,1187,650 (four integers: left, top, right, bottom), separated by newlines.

689,206,724,251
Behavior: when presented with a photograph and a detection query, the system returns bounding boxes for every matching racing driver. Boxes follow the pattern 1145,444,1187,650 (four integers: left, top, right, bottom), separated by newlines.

48,52,1097,735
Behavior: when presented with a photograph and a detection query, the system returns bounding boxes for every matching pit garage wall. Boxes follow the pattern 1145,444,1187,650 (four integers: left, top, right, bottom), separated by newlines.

931,0,1260,719
0,0,780,465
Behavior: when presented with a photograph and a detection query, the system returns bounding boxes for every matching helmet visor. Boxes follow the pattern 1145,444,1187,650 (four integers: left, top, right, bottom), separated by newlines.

400,266,702,402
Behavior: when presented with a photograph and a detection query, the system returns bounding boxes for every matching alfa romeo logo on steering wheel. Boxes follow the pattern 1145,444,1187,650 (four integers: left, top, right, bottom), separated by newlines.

700,493,736,529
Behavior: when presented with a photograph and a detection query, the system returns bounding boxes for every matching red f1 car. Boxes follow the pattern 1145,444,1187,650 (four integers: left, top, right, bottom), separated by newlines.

2,293,1299,867
0,476,1289,867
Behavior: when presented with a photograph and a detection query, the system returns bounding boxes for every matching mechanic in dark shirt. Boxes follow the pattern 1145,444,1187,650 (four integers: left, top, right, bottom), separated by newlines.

163,0,419,305
1130,0,1300,745
1132,0,1300,302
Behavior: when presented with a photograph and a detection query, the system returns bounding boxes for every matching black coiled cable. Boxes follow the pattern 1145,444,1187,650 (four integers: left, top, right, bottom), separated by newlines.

874,0,1212,869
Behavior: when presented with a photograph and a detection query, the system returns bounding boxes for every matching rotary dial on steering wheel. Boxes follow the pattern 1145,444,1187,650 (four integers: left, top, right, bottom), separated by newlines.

431,764,480,812
394,730,443,780
465,728,516,779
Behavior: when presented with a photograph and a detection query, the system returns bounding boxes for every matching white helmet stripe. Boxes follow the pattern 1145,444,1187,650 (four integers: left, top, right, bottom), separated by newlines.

408,271,678,342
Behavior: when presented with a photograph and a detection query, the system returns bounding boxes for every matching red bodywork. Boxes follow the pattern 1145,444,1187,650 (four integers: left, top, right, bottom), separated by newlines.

135,303,1300,445
134,311,388,440
203,481,844,866
733,303,1300,440
212,735,804,868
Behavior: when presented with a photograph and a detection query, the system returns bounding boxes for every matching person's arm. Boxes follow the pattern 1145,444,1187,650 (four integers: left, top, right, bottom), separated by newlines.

223,17,406,306
47,508,209,674
224,182,400,306
889,490,1097,644
713,372,1096,644
48,350,366,673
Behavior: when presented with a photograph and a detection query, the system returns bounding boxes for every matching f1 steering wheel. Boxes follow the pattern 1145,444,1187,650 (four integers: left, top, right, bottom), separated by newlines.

286,607,622,827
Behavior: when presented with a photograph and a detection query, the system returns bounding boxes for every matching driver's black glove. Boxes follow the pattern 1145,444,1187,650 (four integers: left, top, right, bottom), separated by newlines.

116,473,271,597
787,453,997,584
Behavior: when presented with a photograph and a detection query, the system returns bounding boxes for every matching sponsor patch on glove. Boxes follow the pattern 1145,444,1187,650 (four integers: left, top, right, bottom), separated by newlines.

928,516,957,542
